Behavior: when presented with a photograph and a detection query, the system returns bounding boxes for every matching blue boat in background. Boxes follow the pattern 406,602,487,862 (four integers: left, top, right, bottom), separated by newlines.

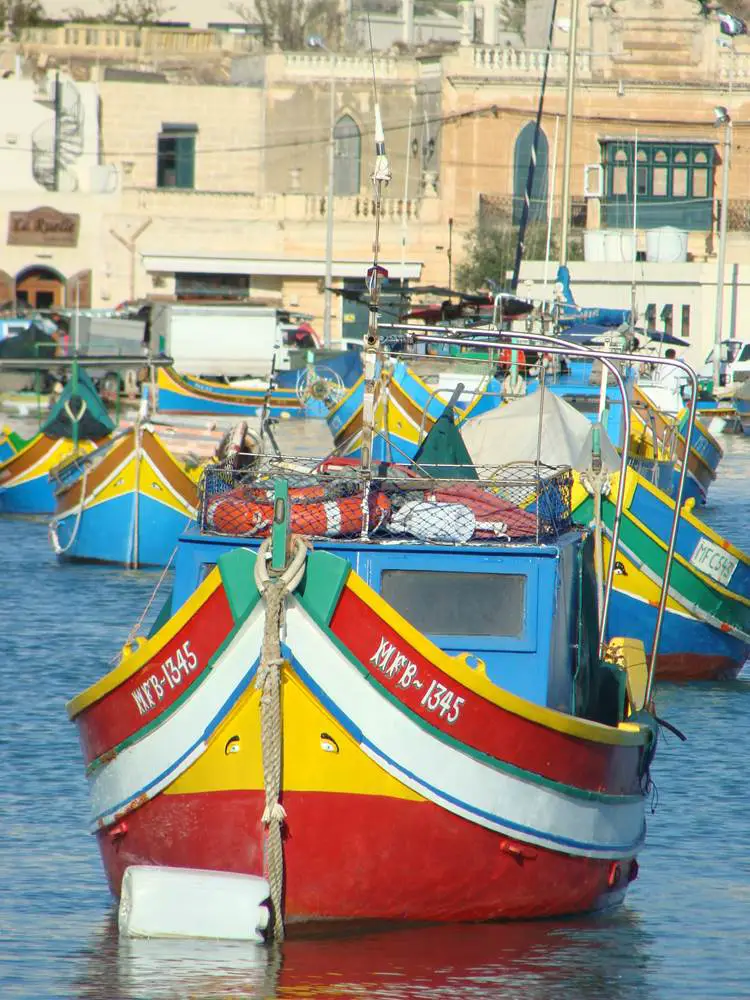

0,369,114,515
148,352,363,420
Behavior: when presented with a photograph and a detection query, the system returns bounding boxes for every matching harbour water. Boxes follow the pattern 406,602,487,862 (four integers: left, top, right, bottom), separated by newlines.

1,432,749,1000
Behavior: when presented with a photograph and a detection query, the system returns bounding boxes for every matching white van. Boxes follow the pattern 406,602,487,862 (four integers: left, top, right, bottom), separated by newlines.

699,339,749,387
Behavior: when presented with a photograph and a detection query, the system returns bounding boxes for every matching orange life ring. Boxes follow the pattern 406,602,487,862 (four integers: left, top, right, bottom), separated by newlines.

499,347,527,368
205,484,391,538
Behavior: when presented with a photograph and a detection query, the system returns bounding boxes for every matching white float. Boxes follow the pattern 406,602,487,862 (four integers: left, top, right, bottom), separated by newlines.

118,865,271,942
707,415,727,437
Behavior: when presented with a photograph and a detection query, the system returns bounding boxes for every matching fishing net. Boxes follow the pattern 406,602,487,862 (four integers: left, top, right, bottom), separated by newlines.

200,456,572,545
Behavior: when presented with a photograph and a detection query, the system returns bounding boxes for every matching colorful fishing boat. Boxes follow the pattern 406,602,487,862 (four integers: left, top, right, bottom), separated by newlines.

0,369,114,515
531,360,721,506
67,438,658,927
464,389,749,682
48,423,205,568
326,356,502,460
0,425,27,463
629,385,722,505
571,468,750,682
149,352,362,420
67,103,670,939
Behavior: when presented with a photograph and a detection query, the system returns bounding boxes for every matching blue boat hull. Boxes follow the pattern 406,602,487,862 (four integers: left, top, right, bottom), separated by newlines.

52,492,192,567
607,588,748,681
0,475,55,515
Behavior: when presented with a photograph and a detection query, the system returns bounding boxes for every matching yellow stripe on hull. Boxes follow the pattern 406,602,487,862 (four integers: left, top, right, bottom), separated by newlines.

165,662,424,801
89,451,195,517
5,438,95,486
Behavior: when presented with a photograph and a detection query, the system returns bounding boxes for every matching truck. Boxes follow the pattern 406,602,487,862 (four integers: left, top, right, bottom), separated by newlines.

149,303,290,378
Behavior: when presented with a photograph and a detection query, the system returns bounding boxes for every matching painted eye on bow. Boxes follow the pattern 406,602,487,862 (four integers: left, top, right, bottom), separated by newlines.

320,733,339,754
614,561,627,576
225,735,241,755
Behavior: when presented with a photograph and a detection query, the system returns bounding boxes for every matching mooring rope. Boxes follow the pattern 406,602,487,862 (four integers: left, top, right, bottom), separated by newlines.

253,535,308,941
48,462,89,556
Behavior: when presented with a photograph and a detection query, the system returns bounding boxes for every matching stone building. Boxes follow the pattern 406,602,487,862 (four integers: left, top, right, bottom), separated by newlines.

0,0,749,363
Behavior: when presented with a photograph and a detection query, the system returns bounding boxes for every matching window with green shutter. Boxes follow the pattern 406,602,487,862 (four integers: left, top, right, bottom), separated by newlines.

157,123,197,190
601,140,715,230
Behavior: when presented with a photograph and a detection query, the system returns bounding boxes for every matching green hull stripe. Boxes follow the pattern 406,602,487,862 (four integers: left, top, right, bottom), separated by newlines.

219,546,261,623
298,550,350,625
573,493,750,633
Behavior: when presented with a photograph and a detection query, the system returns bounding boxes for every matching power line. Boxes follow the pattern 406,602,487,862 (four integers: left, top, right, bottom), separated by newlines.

0,99,737,159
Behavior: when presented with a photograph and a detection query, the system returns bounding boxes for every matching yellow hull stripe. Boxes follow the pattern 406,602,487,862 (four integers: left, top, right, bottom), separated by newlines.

166,664,424,800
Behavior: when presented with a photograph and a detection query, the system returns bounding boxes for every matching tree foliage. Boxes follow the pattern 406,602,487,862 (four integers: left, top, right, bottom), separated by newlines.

1,0,46,34
230,0,342,50
455,219,582,293
496,0,526,36
64,0,172,23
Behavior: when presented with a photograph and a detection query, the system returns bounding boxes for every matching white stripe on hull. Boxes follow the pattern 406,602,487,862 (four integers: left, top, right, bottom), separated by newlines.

88,596,646,859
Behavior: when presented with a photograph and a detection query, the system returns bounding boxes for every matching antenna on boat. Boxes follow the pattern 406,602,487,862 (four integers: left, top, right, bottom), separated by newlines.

359,16,392,536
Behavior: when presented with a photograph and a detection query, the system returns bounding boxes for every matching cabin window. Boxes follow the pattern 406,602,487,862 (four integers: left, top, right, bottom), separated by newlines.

198,562,216,582
380,570,526,637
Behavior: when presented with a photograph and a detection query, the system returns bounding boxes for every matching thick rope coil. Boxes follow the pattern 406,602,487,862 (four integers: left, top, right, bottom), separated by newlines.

253,535,308,942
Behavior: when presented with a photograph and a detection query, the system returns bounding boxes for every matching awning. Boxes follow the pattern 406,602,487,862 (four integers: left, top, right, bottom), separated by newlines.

140,253,423,281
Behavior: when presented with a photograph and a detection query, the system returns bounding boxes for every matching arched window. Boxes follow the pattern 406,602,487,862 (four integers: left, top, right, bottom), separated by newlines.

513,122,548,225
334,115,361,196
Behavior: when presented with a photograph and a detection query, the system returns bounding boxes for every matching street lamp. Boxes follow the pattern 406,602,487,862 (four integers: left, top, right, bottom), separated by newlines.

308,34,336,349
712,105,732,394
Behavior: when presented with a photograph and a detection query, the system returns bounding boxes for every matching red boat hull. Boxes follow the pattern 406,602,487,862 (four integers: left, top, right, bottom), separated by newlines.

97,789,635,922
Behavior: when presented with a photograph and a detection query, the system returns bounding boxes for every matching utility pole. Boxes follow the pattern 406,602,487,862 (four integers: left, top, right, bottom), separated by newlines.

309,35,336,348
559,0,581,264
110,219,153,303
712,108,732,393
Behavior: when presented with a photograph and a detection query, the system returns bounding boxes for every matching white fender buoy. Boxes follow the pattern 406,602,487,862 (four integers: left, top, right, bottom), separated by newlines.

118,865,271,942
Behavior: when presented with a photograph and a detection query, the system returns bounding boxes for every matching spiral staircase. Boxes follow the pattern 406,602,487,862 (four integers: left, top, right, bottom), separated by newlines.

31,76,85,192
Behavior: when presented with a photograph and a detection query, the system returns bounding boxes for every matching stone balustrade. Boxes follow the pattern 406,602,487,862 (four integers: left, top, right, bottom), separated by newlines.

276,51,403,81
125,187,438,224
461,47,593,79
21,23,259,57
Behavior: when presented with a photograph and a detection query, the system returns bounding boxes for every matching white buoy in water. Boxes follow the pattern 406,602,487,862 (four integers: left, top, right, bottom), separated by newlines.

708,416,727,437
118,865,271,942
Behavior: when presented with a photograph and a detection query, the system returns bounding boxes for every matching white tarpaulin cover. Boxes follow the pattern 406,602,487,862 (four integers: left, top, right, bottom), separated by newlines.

462,390,621,473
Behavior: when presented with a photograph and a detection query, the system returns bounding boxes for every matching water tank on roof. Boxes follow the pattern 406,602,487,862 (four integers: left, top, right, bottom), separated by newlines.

646,227,688,263
583,229,607,263
604,229,636,263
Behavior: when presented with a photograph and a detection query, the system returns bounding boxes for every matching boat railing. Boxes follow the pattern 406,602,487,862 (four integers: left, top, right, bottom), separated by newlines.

199,455,574,546
384,321,699,706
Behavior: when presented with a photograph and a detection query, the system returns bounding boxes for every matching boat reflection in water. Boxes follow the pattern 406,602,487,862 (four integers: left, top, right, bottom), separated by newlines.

74,909,654,1000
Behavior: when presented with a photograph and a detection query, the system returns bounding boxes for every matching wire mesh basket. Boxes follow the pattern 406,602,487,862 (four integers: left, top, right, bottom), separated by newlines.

200,455,572,545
